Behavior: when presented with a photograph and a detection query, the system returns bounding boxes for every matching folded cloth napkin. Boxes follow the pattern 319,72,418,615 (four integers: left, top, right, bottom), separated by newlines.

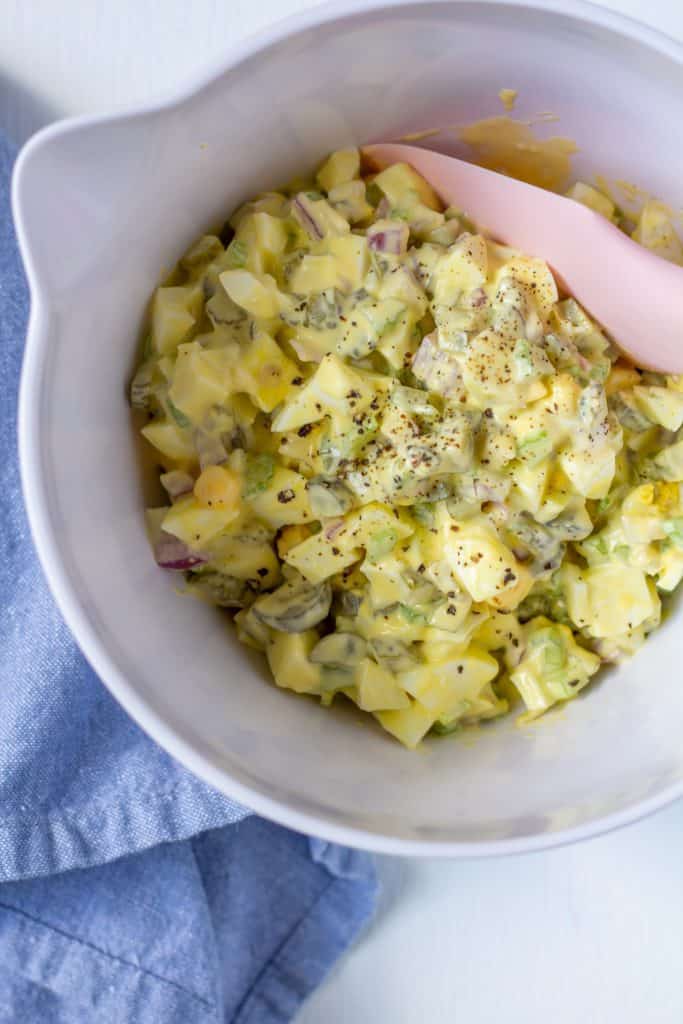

0,131,377,1023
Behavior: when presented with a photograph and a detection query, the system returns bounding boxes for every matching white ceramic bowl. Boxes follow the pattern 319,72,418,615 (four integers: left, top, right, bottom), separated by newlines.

14,0,683,856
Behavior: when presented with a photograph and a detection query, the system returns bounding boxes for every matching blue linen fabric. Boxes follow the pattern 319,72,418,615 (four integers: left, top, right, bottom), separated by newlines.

0,131,377,1022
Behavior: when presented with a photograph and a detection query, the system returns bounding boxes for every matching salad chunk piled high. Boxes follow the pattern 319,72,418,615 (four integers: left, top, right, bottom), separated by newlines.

133,148,683,747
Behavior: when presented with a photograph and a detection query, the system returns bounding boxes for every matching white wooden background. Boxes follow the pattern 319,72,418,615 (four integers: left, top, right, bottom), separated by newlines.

3,2,683,1022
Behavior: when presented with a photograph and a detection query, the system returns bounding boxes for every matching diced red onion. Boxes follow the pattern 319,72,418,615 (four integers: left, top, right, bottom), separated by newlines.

376,197,391,218
472,478,506,502
367,221,409,255
416,334,439,364
411,334,436,378
411,334,462,397
409,249,431,286
292,194,324,240
160,470,194,501
154,531,207,571
324,518,346,540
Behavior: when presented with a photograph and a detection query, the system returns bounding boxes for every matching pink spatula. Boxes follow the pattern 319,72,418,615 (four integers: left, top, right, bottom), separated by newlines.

364,143,683,373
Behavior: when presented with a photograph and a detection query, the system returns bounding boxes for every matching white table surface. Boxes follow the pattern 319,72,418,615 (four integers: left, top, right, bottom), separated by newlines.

4,2,683,1021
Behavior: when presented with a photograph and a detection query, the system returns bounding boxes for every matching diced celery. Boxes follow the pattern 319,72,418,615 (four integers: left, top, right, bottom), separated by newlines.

167,397,192,430
225,238,249,268
244,453,275,497
517,430,552,465
366,527,399,562
663,517,683,547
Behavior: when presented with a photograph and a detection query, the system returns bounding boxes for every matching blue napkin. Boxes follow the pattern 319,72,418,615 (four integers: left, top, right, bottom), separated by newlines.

0,132,377,1022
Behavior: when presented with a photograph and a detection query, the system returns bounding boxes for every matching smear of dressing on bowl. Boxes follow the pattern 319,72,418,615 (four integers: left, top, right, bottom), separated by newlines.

397,91,576,192
396,94,682,297
459,115,578,191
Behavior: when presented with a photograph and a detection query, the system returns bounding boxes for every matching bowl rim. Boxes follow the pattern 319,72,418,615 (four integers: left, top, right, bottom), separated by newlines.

13,0,683,858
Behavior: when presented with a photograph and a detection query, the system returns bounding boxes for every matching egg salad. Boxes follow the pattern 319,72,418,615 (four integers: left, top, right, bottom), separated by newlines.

132,148,683,747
